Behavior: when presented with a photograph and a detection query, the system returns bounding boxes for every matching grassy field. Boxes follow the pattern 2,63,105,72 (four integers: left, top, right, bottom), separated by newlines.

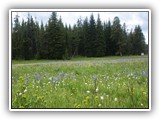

11,56,149,109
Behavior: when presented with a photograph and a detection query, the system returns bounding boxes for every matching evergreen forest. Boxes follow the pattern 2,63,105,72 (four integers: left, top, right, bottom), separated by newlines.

12,12,148,60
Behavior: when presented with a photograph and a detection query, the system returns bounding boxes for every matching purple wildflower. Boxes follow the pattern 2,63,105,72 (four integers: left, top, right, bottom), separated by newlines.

142,71,147,76
93,75,97,80
59,72,63,79
65,73,69,79
37,74,42,82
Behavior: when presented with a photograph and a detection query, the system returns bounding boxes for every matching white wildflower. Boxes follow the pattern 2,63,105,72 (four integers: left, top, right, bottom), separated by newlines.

24,89,27,93
114,97,118,101
141,103,143,106
19,92,22,96
100,96,104,100
107,76,110,81
98,104,101,107
86,90,90,94
49,77,52,81
96,88,98,92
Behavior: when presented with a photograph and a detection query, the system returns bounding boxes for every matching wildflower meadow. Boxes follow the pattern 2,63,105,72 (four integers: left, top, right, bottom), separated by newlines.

11,56,149,109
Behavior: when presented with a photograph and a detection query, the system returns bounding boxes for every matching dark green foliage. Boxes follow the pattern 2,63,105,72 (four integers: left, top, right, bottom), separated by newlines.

126,30,134,55
111,16,123,56
36,21,45,59
54,17,65,59
64,25,72,59
12,15,23,59
104,20,112,56
82,17,90,57
120,23,128,56
40,12,65,59
71,24,79,57
77,18,85,56
85,14,97,57
95,14,106,57
144,44,148,54
12,12,148,60
132,25,146,55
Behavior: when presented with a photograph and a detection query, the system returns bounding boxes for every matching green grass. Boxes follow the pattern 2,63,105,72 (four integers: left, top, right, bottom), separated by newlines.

12,55,148,64
11,56,149,109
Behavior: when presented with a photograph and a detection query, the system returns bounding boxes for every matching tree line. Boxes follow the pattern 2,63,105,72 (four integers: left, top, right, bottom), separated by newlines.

12,12,148,60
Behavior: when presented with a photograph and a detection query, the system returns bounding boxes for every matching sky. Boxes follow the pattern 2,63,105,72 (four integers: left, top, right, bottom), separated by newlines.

12,11,149,44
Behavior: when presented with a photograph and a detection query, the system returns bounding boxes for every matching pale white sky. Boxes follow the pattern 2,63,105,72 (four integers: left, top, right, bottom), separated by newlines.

12,11,149,44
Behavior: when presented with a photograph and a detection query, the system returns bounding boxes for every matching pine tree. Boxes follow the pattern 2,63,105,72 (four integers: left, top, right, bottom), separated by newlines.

95,14,106,57
42,23,50,59
22,14,39,59
12,13,22,59
66,25,72,58
47,12,58,59
83,17,89,57
47,12,65,59
132,25,146,55
36,21,45,59
55,17,65,59
87,13,97,57
120,23,128,55
125,29,133,55
23,13,34,60
77,17,85,56
104,20,112,56
63,24,71,59
71,24,79,57
111,16,123,56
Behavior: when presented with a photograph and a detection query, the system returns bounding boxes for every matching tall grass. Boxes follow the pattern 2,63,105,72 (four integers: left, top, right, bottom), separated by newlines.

11,57,148,108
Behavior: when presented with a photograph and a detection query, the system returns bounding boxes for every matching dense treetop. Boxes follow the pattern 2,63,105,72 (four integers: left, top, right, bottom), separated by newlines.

12,12,148,60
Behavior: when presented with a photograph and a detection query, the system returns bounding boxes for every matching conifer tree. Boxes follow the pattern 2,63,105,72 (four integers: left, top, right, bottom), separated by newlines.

83,17,89,57
111,16,123,56
47,12,65,59
95,14,106,57
87,13,96,57
104,20,112,56
12,13,22,59
132,25,146,55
